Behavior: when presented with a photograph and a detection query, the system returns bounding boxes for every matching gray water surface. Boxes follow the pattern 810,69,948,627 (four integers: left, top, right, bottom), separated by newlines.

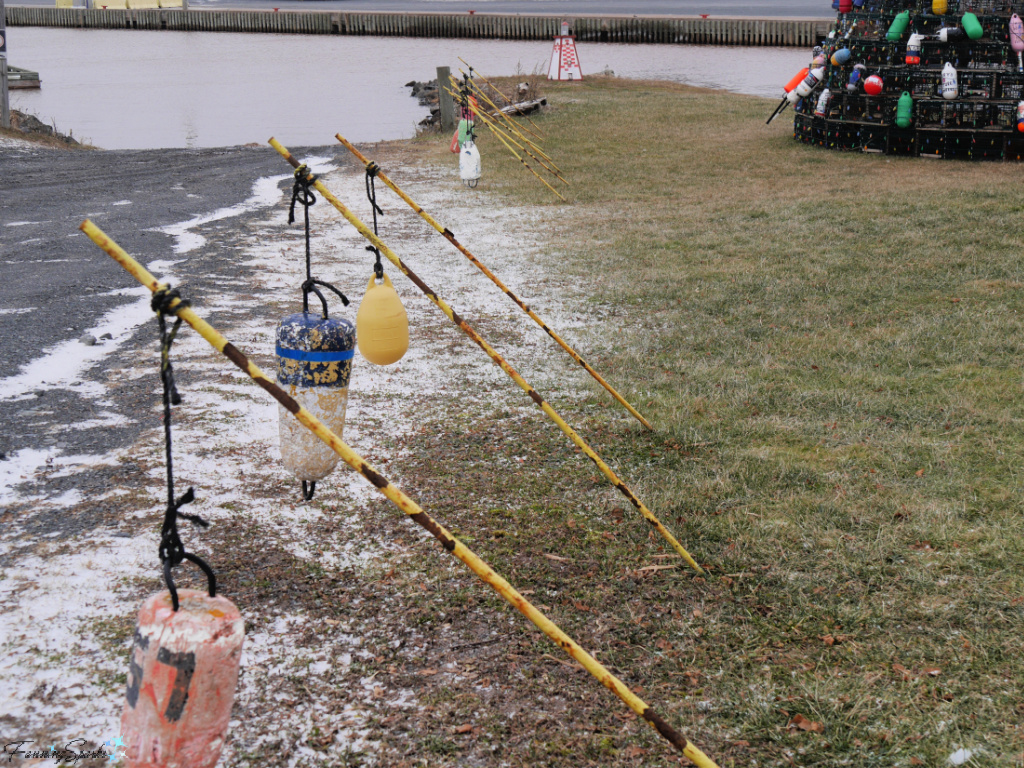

8,28,806,149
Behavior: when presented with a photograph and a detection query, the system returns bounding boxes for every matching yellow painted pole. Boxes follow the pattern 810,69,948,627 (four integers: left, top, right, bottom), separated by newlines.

450,93,567,203
458,56,547,141
452,72,552,159
469,104,569,188
460,73,562,172
270,138,703,575
80,218,720,768
335,133,652,433
445,80,564,186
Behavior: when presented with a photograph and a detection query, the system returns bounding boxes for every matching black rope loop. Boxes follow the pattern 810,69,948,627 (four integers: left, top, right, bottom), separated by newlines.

153,285,215,611
288,165,318,225
301,278,350,319
366,245,384,281
302,480,316,501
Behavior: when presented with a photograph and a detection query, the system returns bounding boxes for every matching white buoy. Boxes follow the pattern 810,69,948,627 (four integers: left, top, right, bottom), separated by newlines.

459,140,482,188
941,62,958,100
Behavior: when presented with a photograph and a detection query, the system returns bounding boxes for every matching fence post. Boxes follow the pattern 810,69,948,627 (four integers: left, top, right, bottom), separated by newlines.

1,0,10,129
437,65,456,133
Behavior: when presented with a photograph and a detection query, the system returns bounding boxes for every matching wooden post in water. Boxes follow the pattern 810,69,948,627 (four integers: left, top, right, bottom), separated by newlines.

437,64,456,133
0,0,9,130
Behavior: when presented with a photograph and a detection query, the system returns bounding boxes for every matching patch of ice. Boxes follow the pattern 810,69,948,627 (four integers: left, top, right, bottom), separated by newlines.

155,156,336,254
0,259,178,401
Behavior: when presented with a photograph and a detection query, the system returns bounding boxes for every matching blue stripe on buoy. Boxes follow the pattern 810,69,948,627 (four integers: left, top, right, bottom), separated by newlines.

276,346,355,363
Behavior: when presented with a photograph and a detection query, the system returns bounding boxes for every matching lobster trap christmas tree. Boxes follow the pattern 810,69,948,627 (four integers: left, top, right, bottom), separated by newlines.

791,0,1024,159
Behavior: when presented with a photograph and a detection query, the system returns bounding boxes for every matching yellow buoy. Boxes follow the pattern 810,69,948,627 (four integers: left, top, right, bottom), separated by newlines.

356,273,409,365
933,0,947,14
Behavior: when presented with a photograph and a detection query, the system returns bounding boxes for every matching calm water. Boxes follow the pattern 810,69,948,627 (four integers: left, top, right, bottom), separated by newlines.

8,28,806,149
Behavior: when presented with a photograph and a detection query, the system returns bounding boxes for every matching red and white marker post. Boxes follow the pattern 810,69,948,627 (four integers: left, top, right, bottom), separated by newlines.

547,20,583,81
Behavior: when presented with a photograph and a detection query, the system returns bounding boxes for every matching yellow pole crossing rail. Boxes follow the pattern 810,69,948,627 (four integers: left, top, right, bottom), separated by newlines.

336,133,651,432
458,57,547,141
80,218,720,768
456,71,563,175
271,137,703,575
468,101,568,188
444,84,567,202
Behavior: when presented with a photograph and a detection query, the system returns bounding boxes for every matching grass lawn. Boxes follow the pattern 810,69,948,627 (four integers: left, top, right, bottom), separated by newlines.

390,76,1024,767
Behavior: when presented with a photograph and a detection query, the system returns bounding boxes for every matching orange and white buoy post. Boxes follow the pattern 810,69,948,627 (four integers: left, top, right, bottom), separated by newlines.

547,20,583,81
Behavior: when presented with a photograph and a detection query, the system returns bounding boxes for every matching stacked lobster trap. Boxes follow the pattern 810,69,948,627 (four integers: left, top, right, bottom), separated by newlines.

792,0,1024,159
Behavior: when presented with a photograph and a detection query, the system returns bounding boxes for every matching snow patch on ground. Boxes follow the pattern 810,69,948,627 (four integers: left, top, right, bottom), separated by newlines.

0,155,602,764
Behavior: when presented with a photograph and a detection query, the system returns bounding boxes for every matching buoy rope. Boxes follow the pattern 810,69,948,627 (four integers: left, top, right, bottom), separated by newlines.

289,165,349,318
152,287,216,612
364,162,385,280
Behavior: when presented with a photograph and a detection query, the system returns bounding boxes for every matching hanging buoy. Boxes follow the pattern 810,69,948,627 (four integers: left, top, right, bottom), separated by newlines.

767,65,824,124
449,130,461,154
886,11,910,42
121,590,244,768
961,12,983,40
814,88,832,117
783,67,810,94
864,74,884,96
936,26,965,43
896,91,914,128
932,0,947,14
941,62,958,99
847,63,867,92
830,48,851,66
1017,101,1024,132
276,311,356,485
356,273,409,366
457,118,475,147
1010,14,1024,72
838,0,851,12
459,139,482,188
906,33,925,65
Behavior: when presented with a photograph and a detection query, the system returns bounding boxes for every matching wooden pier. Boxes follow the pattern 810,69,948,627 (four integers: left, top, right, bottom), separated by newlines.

4,7,829,47
7,65,41,89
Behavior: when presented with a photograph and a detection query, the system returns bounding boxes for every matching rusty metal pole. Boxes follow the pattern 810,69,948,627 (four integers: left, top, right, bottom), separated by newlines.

1,0,10,130
436,65,456,134
80,219,721,768
270,139,705,575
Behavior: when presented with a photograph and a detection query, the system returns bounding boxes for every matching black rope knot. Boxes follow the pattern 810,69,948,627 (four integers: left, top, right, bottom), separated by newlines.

153,284,216,611
288,165,318,225
364,165,386,279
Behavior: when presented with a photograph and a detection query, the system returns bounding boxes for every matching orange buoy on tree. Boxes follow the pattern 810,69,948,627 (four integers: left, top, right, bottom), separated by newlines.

357,272,409,365
121,590,245,768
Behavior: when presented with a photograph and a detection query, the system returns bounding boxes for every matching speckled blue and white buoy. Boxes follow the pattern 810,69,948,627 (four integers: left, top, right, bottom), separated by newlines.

276,312,356,483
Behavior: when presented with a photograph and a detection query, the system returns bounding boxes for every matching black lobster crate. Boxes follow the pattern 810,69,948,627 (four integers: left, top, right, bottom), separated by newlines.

961,70,996,100
994,101,1019,129
910,70,942,98
996,72,1024,100
970,130,1008,159
1005,134,1024,160
918,129,946,156
944,130,974,158
888,128,918,155
858,123,890,152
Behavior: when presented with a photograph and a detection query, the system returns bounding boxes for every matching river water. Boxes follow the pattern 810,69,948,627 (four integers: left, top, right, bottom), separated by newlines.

8,28,807,149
